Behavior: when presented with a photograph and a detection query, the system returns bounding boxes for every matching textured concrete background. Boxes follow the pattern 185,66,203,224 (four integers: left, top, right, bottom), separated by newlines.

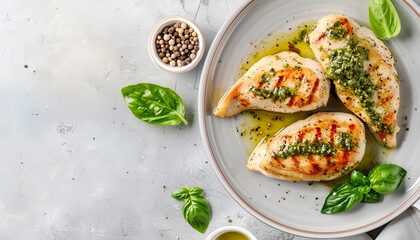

0,0,418,239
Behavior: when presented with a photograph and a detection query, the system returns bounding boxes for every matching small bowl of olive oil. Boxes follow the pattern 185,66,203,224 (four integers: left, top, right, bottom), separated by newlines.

206,226,257,240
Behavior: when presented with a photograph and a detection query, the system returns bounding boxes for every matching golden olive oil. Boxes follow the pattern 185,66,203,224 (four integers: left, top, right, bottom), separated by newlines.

239,22,316,77
215,232,249,240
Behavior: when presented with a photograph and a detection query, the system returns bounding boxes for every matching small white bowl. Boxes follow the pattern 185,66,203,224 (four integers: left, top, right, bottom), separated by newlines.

206,226,258,240
148,16,205,73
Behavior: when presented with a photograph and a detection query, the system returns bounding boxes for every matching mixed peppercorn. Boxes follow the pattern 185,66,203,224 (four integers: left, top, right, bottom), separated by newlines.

155,22,200,67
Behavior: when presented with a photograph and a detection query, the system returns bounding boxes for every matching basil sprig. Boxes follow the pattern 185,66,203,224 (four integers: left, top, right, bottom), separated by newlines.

121,83,188,126
369,164,407,194
321,183,363,214
369,0,401,40
321,164,406,214
172,187,211,233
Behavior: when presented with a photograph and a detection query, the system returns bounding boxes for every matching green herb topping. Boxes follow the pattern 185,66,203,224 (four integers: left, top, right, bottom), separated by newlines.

292,29,308,44
274,140,338,159
326,21,346,40
336,132,354,152
327,34,393,133
259,68,276,83
250,85,296,102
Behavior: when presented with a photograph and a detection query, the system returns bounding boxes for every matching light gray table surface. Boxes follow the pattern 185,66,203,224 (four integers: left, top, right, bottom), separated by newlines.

1,0,419,239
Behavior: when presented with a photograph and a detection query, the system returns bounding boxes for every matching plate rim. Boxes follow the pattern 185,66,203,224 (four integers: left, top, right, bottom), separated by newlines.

198,0,420,237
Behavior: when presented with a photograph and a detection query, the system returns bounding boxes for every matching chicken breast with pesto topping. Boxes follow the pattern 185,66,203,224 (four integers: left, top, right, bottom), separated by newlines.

247,112,366,181
308,14,400,148
213,51,330,117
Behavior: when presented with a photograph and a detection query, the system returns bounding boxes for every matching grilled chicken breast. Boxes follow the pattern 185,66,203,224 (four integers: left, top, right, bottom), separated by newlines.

247,112,365,181
213,51,330,117
308,14,399,148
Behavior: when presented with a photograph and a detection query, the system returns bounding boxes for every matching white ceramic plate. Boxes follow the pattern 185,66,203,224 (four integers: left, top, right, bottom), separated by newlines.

198,0,420,238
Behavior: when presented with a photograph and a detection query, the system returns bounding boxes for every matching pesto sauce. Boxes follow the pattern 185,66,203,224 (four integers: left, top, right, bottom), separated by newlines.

336,132,353,152
325,21,346,40
250,86,296,102
259,68,276,83
274,140,338,159
327,34,393,133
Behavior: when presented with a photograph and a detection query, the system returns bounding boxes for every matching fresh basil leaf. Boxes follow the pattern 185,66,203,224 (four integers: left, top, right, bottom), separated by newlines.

369,0,401,40
121,83,188,126
321,183,363,214
363,190,381,203
182,196,211,233
351,171,371,194
368,164,407,194
172,187,190,200
188,187,204,196
351,171,369,186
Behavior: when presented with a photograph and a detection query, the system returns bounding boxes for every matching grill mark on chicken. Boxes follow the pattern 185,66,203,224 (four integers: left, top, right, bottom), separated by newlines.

276,75,285,87
308,78,320,104
339,18,354,36
315,32,326,44
329,124,337,143
288,96,295,106
315,127,322,140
